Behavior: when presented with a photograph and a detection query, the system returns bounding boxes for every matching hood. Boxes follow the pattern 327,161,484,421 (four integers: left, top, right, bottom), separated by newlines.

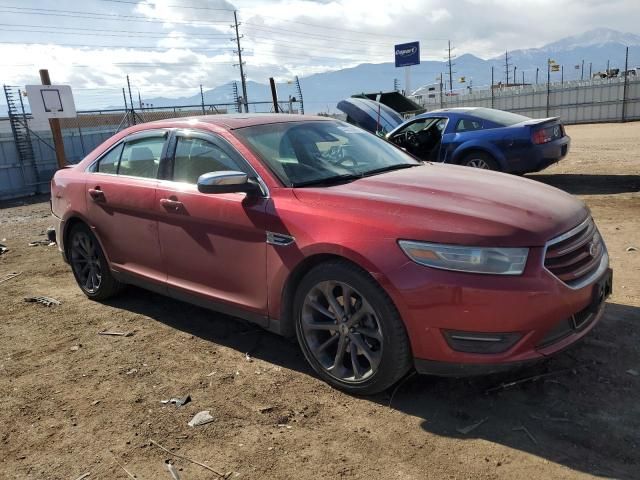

293,164,588,247
336,98,404,134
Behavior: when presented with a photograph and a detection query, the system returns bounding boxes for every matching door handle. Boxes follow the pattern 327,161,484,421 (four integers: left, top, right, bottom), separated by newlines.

88,188,105,202
160,198,184,211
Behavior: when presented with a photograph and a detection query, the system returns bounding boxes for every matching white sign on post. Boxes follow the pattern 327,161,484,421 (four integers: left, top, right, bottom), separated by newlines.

25,85,77,120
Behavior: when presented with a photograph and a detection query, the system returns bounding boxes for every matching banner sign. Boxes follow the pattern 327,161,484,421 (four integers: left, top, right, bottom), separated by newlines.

395,42,420,68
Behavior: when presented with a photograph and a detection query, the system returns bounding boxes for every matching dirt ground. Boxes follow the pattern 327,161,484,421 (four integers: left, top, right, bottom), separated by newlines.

1,122,639,480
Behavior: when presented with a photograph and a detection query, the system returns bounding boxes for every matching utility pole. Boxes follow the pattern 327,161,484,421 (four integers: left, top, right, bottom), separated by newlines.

232,10,249,113
137,90,142,109
606,59,610,73
514,66,517,85
439,73,444,108
561,64,564,85
622,46,629,122
546,58,551,117
536,67,539,84
39,69,66,169
126,75,136,125
581,59,584,80
490,66,494,108
589,62,592,78
522,71,525,85
504,51,511,85
200,84,205,114
447,41,455,94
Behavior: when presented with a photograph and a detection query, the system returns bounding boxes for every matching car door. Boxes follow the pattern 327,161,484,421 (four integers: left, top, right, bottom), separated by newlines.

85,129,168,284
155,129,269,319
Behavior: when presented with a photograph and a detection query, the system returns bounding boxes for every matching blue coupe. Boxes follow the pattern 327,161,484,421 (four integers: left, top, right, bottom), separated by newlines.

338,100,570,174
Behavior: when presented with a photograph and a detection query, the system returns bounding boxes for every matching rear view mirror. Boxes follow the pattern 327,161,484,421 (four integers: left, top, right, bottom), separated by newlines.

197,171,260,194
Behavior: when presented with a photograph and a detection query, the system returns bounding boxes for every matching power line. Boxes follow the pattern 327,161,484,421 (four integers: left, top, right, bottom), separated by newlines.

94,0,234,11
0,27,232,40
0,5,231,26
0,40,234,52
0,23,231,37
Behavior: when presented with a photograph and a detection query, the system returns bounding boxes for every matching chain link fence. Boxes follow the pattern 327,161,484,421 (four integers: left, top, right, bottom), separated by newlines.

1,99,302,200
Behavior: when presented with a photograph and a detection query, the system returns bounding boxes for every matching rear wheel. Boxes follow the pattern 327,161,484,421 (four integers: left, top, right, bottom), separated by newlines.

460,151,499,170
294,261,412,394
68,223,123,300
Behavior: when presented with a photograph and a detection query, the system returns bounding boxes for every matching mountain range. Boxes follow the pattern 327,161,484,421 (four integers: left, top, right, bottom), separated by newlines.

140,28,640,114
2,28,638,116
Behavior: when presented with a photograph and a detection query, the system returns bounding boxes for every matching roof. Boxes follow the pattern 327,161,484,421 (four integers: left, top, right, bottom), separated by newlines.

145,113,330,130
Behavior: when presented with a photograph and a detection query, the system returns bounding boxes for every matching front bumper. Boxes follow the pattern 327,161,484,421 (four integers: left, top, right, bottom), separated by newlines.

380,246,611,376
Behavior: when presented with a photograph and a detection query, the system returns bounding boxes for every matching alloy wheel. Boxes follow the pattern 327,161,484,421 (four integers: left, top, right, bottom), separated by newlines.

70,231,102,294
300,280,383,383
466,158,491,169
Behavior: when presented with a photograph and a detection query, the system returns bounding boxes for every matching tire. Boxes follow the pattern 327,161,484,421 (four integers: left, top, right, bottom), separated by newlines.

294,260,412,395
67,223,123,300
460,151,499,170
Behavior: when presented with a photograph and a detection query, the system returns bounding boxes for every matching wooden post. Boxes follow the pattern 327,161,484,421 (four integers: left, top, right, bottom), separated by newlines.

39,69,66,169
269,77,279,113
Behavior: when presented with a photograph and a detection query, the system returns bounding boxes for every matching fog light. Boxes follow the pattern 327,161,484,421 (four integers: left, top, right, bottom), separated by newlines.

443,330,522,354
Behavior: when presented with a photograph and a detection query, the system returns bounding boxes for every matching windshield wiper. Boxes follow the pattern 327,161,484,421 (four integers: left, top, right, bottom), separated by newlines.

361,163,420,177
293,173,361,188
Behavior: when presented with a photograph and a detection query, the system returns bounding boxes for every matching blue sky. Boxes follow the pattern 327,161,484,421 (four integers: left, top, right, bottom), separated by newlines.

1,0,639,108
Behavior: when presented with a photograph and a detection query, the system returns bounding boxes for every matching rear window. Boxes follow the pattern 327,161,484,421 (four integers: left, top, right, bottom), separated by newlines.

471,108,529,126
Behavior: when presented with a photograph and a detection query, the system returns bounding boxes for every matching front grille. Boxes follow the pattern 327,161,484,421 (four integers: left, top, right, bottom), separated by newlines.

544,217,605,288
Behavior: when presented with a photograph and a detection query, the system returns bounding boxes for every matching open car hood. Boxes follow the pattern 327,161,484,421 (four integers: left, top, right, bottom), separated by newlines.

336,98,404,135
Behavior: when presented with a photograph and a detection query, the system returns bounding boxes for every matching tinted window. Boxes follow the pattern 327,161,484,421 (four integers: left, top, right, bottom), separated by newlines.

235,120,419,187
455,118,482,132
173,137,244,184
95,144,123,174
471,108,529,126
119,137,165,179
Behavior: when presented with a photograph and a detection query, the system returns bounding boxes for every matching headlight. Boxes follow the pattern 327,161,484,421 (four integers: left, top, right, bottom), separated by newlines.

398,240,529,275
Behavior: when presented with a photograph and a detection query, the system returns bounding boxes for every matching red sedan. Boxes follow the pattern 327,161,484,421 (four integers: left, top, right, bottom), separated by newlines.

50,115,612,394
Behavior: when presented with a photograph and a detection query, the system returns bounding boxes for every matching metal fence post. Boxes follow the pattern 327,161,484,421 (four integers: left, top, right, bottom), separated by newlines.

622,46,629,122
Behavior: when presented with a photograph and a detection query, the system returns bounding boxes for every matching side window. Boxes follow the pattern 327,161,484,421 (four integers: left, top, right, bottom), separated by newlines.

118,137,165,179
173,137,245,184
94,143,123,174
455,119,482,132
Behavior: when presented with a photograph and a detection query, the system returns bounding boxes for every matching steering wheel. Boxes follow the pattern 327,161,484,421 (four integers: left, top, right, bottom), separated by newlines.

322,146,359,169
404,130,420,148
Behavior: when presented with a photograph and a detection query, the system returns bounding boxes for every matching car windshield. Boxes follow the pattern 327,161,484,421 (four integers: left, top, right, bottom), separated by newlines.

470,108,530,126
234,120,420,187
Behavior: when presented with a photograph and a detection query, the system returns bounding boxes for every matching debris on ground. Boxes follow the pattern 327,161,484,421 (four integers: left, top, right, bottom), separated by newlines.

626,246,638,252
98,330,133,337
456,417,489,435
24,296,61,307
513,425,538,445
165,460,181,480
125,368,138,375
485,362,594,394
626,369,639,376
150,439,227,477
188,410,214,427
0,243,8,255
0,272,22,285
161,395,191,407
245,352,253,362
113,455,137,479
258,406,274,414
28,239,54,247
91,400,100,406
70,345,81,351
73,473,90,480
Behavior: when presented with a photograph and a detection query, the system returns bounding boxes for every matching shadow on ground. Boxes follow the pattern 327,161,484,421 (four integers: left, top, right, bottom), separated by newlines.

106,288,640,479
527,173,640,195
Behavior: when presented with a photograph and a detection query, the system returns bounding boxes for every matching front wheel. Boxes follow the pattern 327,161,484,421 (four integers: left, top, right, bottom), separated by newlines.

68,223,123,300
294,261,412,395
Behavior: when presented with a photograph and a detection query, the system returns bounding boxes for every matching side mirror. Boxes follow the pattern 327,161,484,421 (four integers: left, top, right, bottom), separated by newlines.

197,171,260,195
